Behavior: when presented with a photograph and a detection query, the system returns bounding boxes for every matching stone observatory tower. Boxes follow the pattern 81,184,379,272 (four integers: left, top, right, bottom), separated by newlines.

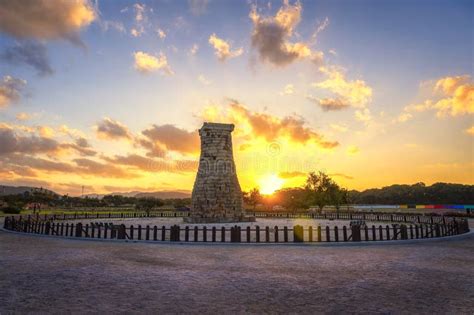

187,122,248,223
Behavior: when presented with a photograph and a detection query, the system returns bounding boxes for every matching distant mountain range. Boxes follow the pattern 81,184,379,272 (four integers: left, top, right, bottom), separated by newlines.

85,190,191,199
0,185,57,196
0,185,191,199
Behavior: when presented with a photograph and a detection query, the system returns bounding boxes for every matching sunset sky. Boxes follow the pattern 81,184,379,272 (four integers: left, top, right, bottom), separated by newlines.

0,0,472,196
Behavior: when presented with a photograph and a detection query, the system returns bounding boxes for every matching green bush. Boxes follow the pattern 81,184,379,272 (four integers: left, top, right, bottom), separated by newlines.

2,206,21,214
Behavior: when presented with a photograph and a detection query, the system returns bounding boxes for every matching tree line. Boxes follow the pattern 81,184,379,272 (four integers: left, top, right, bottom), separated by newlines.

1,171,473,214
243,172,474,211
0,191,190,214
244,171,349,212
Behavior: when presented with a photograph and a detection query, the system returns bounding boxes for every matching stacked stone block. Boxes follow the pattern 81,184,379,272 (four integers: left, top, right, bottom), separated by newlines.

190,122,243,222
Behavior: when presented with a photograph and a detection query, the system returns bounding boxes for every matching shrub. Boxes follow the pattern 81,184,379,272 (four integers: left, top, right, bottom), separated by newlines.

2,206,21,214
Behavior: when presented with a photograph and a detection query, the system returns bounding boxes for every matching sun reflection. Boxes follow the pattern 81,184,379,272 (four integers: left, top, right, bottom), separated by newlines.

258,174,284,195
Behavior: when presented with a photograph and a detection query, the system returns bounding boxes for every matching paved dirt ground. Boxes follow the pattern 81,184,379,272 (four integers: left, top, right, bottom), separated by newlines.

0,230,473,313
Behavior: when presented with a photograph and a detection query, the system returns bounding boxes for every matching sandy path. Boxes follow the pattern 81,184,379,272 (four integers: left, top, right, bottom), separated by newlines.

0,230,473,313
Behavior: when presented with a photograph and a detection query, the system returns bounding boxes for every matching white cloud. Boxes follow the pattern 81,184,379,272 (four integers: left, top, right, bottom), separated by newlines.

189,44,199,56
311,17,329,43
157,28,166,39
134,3,146,22
198,74,211,85
280,84,295,95
355,108,372,124
100,20,126,33
396,112,413,123
130,3,148,37
249,1,324,67
131,27,143,37
0,76,27,109
330,123,348,133
133,51,174,75
16,112,31,121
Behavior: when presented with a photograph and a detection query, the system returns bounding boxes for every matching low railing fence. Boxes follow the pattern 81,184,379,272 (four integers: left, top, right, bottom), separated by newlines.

253,212,449,224
10,211,452,225
3,216,469,243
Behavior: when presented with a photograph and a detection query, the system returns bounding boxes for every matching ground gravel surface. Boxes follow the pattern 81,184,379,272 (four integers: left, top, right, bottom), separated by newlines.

0,229,473,313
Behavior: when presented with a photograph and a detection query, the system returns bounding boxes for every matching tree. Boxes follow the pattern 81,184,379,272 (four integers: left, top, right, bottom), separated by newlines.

135,198,163,215
328,184,348,212
244,188,262,210
279,188,308,212
305,171,334,212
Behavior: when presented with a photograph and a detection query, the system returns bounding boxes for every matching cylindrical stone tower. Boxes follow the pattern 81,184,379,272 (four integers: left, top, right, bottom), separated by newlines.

188,122,244,223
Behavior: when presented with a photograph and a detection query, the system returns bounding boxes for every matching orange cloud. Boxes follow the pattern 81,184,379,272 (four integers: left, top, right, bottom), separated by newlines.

38,126,54,138
329,173,354,180
141,124,200,155
96,117,132,141
104,153,198,173
203,100,339,149
278,171,306,179
61,138,96,156
307,96,350,111
313,66,372,108
0,0,95,45
73,158,136,178
2,155,75,173
0,124,96,158
435,75,470,95
15,112,31,121
208,33,243,61
0,126,60,155
398,75,474,121
433,75,473,117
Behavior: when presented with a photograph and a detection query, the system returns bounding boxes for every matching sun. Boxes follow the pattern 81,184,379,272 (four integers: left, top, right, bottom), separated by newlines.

258,174,284,195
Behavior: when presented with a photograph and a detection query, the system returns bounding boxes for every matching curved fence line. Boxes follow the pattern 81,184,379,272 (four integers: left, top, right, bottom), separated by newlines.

6,211,458,225
3,214,470,244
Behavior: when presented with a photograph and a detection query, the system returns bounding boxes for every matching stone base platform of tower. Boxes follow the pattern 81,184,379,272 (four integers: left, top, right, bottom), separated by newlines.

183,215,256,224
